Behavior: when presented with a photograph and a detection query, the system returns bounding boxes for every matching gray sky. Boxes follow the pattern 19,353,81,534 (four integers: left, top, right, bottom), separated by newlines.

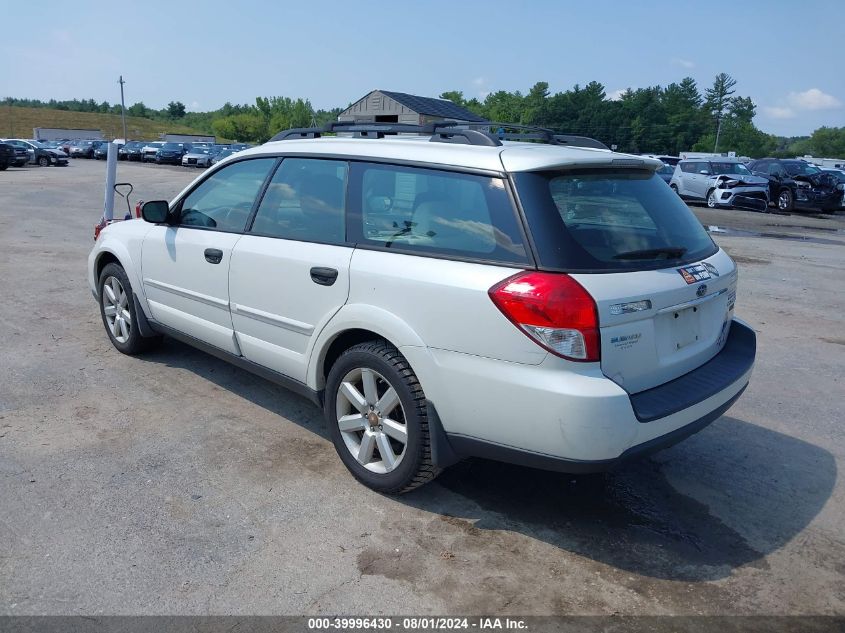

2,0,843,137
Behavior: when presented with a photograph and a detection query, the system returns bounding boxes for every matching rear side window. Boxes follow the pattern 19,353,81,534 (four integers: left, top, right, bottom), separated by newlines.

348,163,529,265
512,169,717,272
680,162,696,173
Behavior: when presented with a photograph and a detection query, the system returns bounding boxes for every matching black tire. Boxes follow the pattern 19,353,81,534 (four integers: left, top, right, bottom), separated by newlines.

37,155,50,167
0,163,7,171
97,263,161,355
777,188,794,212
325,339,439,494
670,184,679,195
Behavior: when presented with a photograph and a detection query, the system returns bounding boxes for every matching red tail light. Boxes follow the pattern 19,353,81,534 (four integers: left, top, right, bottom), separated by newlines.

489,271,600,362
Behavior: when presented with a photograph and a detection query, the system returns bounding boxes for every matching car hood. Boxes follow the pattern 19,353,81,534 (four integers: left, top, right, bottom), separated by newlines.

48,149,68,157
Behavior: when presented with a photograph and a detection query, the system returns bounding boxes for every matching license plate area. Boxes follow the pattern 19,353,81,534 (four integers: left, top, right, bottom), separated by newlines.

671,305,700,350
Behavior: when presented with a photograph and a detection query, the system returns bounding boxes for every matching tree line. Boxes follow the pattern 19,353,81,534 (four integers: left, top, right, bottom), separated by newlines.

5,74,844,158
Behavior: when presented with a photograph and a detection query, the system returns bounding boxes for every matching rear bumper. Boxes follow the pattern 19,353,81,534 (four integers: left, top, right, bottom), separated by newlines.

439,385,746,473
416,319,756,472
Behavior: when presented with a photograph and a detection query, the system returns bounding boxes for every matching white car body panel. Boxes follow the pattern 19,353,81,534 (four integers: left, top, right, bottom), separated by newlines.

140,227,242,354
228,237,354,383
345,249,545,365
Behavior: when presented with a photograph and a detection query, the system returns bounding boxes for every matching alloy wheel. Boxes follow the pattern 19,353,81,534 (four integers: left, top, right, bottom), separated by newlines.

102,276,132,343
335,367,408,474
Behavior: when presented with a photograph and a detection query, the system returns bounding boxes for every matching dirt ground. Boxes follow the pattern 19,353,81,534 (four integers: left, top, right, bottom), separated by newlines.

0,159,843,615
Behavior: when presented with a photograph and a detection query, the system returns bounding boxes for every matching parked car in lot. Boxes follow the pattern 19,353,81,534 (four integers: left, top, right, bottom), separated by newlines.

0,142,14,170
1,139,69,166
119,141,146,161
94,141,123,160
748,158,845,212
670,158,769,211
69,140,104,159
181,146,215,168
656,162,674,184
1,141,31,167
88,122,756,494
141,142,165,162
210,147,239,165
154,142,187,165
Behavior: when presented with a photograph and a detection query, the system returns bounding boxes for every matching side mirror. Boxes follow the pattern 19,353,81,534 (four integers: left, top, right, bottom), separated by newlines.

699,170,710,175
141,200,170,224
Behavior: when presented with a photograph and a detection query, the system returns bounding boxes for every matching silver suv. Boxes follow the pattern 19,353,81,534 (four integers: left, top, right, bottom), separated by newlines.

670,158,769,211
88,122,756,493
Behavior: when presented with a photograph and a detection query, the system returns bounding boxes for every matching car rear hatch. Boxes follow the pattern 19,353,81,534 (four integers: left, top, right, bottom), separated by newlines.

510,164,739,396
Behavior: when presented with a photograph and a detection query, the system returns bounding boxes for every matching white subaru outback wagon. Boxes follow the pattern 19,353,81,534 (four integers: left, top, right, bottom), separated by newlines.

88,123,756,494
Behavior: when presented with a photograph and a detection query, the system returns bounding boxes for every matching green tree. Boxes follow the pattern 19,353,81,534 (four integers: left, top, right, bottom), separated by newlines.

705,73,737,151
439,91,467,108
167,101,186,118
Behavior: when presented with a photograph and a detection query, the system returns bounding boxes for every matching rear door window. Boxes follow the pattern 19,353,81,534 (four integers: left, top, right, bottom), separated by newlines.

513,169,717,272
249,158,348,243
348,163,530,265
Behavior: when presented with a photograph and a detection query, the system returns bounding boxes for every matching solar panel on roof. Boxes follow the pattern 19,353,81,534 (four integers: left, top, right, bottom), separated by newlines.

379,91,487,122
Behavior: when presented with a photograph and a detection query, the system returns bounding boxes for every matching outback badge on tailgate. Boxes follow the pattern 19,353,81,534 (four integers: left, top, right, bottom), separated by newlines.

677,263,713,284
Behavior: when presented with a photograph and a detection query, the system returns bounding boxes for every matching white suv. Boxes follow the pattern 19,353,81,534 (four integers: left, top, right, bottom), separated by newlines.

88,123,756,493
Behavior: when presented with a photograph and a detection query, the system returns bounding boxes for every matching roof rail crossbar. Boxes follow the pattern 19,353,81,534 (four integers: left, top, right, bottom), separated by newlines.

268,121,501,146
430,126,501,147
489,123,609,150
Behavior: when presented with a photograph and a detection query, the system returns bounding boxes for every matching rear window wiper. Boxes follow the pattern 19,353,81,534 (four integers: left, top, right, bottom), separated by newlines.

613,246,687,260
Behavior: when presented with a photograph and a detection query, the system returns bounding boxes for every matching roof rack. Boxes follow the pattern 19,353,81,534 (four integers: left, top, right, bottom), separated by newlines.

268,121,607,150
488,123,609,150
269,121,501,147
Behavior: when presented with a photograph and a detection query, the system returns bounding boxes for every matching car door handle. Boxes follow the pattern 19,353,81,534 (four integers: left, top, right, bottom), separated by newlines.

204,248,223,264
310,267,338,286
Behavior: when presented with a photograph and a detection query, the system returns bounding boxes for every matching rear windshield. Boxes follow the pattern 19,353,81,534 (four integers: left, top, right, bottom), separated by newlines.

513,169,717,272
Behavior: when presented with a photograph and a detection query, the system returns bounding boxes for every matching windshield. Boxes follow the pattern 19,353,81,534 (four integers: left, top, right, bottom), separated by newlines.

784,161,821,176
710,162,750,175
161,143,183,150
658,164,674,175
513,169,717,272
30,141,46,149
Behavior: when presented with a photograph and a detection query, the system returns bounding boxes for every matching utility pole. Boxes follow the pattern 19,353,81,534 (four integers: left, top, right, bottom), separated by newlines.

118,75,127,142
713,116,722,154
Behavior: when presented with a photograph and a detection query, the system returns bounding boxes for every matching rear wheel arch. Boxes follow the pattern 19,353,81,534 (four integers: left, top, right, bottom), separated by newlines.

307,306,429,390
319,328,397,388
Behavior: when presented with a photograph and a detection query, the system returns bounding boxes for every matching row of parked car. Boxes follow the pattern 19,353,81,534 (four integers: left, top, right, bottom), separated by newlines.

115,141,251,167
0,138,252,171
0,138,70,167
649,154,845,213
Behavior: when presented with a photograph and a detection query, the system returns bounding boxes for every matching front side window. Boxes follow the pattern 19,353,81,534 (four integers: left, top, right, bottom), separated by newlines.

513,169,717,272
250,158,348,243
350,163,529,264
784,161,821,176
176,158,276,231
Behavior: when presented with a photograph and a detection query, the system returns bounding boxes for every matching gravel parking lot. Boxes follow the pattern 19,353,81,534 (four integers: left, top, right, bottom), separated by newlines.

1,159,843,615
